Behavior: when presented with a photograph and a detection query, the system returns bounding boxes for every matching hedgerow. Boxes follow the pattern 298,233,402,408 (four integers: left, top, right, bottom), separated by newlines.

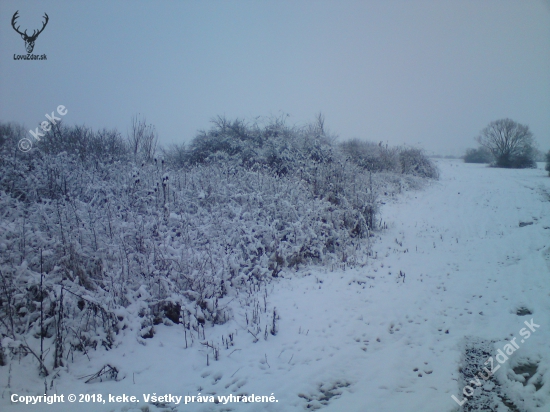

0,116,435,378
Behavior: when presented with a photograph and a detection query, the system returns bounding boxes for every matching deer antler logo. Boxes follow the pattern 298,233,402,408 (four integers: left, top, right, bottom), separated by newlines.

11,11,49,54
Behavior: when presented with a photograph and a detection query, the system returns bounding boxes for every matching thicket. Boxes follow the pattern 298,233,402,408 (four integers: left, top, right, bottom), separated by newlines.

339,139,439,179
0,116,437,379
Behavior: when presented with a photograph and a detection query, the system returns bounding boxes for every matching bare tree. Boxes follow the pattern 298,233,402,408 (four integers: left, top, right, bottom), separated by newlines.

128,114,158,162
314,112,325,136
476,118,536,168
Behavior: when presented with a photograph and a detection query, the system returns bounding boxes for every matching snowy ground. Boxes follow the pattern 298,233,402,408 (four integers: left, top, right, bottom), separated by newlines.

2,159,549,412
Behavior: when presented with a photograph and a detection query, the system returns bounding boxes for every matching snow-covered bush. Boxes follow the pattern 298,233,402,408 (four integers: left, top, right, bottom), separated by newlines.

340,140,438,179
0,122,27,149
188,115,335,174
464,147,493,164
161,142,188,168
186,117,377,235
340,139,400,173
546,150,550,176
505,148,537,169
37,123,128,163
398,147,439,179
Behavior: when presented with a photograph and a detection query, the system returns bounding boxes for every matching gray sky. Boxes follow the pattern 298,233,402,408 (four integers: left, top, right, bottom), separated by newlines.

1,0,549,156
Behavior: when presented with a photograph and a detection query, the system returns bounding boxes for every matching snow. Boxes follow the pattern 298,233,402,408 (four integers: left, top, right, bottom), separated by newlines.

1,159,549,412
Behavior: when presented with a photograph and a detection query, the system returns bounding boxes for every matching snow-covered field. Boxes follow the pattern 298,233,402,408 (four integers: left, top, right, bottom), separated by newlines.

2,159,549,412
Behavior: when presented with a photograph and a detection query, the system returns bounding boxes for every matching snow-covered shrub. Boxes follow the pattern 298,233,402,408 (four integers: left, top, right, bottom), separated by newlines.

37,123,128,163
546,150,550,176
340,140,438,179
398,147,439,179
161,142,188,168
0,122,27,149
464,147,493,163
340,139,400,173
188,115,335,174
503,148,537,169
186,116,375,235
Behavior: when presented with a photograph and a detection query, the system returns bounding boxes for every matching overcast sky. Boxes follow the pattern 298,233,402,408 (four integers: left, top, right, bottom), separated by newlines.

1,0,549,155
